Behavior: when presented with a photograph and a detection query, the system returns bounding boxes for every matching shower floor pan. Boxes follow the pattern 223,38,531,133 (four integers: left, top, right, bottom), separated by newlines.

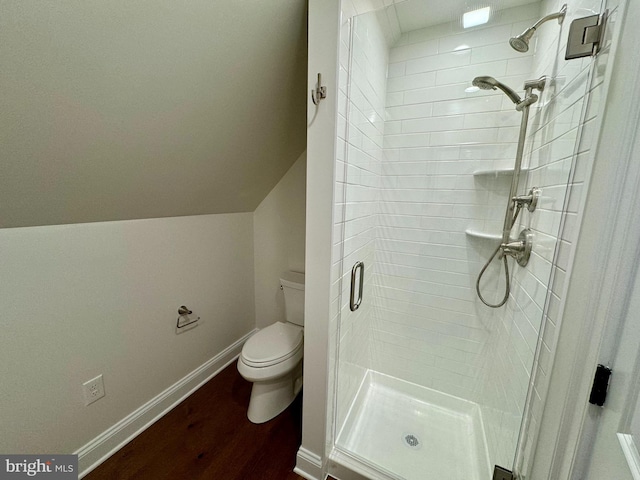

335,371,491,480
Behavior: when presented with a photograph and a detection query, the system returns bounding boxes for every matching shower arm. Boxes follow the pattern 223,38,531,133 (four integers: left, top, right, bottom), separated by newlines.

530,4,567,31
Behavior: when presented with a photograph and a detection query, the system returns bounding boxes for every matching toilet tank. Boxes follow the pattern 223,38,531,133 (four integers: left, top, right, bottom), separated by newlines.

280,272,305,326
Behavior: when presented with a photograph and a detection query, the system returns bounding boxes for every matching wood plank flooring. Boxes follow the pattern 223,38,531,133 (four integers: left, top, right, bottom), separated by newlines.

86,361,306,480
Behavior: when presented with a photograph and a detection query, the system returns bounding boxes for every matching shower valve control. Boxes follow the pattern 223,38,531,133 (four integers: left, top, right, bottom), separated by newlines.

501,228,533,267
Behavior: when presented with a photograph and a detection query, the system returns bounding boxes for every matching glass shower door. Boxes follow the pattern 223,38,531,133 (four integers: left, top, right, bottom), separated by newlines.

331,0,597,479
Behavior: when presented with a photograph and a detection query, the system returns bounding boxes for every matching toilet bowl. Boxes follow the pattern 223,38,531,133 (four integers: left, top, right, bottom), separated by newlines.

238,272,304,423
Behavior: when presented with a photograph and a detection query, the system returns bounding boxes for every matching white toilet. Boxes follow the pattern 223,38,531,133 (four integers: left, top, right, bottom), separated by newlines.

237,271,304,423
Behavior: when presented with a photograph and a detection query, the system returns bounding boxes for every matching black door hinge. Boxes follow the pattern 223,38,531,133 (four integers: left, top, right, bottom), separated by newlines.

493,465,515,480
589,364,612,407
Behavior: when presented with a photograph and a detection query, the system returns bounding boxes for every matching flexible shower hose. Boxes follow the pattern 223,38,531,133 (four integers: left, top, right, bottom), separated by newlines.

476,204,523,308
476,245,510,308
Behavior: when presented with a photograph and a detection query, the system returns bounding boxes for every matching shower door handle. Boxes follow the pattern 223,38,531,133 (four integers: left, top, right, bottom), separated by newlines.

350,261,364,311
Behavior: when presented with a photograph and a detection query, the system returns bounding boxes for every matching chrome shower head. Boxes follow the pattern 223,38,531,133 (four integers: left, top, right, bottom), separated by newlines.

509,4,567,53
509,28,536,53
472,76,522,105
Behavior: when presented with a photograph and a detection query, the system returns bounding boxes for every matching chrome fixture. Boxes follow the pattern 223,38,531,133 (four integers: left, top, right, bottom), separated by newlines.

473,77,546,308
350,261,364,311
509,4,567,52
566,10,608,59
472,76,539,112
472,76,521,105
311,72,327,105
514,187,541,213
502,228,534,267
176,305,199,329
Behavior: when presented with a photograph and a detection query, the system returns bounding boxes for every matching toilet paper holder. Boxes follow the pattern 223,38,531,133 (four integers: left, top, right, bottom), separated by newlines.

176,305,199,329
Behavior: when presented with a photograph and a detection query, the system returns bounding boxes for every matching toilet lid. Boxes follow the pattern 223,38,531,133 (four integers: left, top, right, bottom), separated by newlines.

242,322,303,367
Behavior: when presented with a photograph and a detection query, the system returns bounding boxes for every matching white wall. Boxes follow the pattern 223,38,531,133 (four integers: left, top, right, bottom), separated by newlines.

296,1,340,477
0,0,308,471
254,152,307,329
0,0,307,228
376,3,539,401
0,213,255,454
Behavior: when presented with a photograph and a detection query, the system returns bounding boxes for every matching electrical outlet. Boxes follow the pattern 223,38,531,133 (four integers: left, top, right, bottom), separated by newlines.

82,374,105,406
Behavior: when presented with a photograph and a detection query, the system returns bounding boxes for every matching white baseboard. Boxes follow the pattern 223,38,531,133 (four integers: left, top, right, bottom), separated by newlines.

294,446,324,480
76,330,256,478
618,434,640,480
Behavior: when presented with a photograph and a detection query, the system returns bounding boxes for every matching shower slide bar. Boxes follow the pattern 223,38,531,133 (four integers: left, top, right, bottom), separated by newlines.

501,77,546,243
473,76,547,308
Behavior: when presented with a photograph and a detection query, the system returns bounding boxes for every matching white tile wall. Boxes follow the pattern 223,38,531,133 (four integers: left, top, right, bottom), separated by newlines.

473,0,621,472
333,6,393,438
330,0,619,477
373,3,540,403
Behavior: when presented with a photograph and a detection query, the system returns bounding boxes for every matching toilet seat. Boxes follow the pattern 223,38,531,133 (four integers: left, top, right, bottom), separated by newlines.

241,322,303,367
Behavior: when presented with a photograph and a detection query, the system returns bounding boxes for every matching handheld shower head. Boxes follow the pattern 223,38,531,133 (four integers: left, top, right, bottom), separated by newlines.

509,4,567,53
472,76,497,90
472,76,522,105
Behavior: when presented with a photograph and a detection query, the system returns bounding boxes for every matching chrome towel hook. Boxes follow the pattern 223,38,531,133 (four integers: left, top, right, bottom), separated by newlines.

312,73,327,105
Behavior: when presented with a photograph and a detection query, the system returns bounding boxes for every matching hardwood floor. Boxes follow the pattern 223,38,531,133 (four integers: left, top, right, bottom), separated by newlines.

86,361,306,480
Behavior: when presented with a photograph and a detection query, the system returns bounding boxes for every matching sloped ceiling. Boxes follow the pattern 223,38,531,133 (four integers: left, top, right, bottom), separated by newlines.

0,0,307,227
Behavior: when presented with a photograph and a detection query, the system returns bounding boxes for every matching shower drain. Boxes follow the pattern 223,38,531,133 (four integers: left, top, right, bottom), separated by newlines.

402,433,422,450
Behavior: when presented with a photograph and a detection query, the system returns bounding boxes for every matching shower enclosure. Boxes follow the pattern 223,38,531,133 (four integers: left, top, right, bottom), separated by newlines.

329,1,601,478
